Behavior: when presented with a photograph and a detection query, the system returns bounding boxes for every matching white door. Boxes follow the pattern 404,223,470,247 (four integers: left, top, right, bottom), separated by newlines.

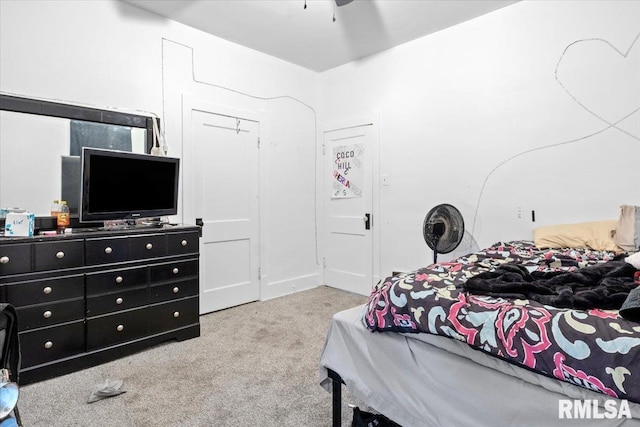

324,125,373,295
187,105,260,314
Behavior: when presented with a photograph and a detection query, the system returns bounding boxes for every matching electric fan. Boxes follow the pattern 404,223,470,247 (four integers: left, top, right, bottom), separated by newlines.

423,204,465,264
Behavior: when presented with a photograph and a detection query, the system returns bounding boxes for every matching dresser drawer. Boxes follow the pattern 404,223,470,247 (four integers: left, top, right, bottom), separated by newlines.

86,287,148,317
86,308,148,350
20,320,85,368
17,298,85,331
146,297,199,336
149,278,199,304
34,240,84,271
85,236,130,265
150,259,198,283
86,266,147,295
0,243,32,275
167,231,199,256
5,274,84,307
129,234,166,259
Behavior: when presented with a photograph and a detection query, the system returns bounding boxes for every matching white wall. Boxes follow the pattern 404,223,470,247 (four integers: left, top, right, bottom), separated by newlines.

321,0,640,275
0,0,322,300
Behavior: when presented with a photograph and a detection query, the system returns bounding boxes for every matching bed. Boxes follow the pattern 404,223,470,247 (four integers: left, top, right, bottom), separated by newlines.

319,212,640,427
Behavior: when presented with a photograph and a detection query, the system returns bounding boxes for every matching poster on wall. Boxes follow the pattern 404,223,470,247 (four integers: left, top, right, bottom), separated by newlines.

331,143,364,199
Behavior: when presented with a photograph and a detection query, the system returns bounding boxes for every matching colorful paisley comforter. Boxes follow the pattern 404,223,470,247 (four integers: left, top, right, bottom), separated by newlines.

363,241,640,404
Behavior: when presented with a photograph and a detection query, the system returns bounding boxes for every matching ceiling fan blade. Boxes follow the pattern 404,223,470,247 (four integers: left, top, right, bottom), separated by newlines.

335,0,354,6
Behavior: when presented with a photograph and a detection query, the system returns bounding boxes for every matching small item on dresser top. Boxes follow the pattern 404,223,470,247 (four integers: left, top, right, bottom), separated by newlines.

103,219,128,230
38,230,58,236
56,201,70,232
50,199,61,217
4,211,35,237
0,208,25,219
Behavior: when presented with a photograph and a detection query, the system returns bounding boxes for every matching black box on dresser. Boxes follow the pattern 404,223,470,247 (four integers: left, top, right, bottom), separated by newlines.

0,225,200,384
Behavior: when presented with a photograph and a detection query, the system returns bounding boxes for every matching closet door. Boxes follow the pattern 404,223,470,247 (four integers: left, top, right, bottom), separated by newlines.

187,103,261,314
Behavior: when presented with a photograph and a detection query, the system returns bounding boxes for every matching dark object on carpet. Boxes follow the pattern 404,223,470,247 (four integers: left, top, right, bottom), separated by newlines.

461,260,637,310
87,379,126,404
352,406,401,427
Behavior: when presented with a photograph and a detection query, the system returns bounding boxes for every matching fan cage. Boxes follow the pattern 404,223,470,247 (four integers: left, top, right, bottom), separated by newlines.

423,204,464,255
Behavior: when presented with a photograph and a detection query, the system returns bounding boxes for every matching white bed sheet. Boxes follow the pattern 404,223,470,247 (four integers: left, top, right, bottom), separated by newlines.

319,305,640,427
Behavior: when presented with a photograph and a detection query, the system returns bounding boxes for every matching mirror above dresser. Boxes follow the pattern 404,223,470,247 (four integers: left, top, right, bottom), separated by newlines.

0,94,155,217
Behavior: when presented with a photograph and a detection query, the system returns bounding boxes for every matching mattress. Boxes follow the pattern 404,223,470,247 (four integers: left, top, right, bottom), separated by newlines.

320,305,640,427
363,241,640,404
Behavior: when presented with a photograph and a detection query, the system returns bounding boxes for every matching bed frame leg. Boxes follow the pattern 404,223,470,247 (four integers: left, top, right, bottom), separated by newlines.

328,369,343,427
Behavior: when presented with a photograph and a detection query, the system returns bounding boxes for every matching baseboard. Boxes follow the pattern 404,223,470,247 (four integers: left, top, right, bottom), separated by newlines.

261,272,321,301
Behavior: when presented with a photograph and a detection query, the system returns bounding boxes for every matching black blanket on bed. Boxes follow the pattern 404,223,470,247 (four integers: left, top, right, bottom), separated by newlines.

461,261,637,310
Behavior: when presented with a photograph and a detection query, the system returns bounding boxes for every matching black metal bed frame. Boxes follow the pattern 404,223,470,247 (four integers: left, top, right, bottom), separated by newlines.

327,368,344,427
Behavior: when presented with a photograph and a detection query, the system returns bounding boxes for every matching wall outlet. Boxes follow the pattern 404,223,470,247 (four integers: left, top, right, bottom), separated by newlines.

517,206,522,219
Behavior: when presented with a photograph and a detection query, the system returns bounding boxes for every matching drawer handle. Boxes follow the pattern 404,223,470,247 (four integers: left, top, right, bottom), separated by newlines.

105,246,113,254
116,297,124,305
146,243,153,250
56,251,65,259
43,310,52,319
173,311,180,318
173,286,179,294
0,256,9,264
43,286,52,294
181,239,188,247
115,276,124,284
116,324,124,332
172,267,179,275
44,341,53,349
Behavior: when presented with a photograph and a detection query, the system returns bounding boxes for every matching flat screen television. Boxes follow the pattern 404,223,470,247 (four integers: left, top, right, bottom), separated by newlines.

80,148,179,223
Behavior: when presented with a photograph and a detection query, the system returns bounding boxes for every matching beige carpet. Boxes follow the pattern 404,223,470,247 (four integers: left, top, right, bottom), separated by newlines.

18,286,368,426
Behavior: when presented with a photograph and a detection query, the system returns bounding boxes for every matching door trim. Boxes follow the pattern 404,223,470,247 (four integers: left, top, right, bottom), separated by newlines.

321,113,381,289
182,96,264,311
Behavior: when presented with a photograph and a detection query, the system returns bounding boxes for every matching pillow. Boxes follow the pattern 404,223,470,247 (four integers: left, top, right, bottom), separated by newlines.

533,220,622,252
613,205,640,252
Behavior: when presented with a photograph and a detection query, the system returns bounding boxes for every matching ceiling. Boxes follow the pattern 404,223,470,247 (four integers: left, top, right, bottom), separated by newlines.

122,0,518,72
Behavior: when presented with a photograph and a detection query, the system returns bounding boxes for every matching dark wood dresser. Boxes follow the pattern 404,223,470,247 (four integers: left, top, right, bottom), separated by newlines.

0,225,200,384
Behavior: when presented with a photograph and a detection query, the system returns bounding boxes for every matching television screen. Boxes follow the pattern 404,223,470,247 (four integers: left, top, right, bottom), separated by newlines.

80,148,179,223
